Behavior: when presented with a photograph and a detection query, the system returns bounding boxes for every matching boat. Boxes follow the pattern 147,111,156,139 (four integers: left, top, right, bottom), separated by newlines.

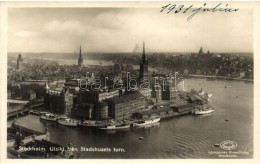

198,88,205,95
99,123,130,130
205,93,213,102
133,117,160,127
194,105,214,115
40,113,57,122
78,120,105,128
195,109,214,115
57,118,79,127
56,115,68,120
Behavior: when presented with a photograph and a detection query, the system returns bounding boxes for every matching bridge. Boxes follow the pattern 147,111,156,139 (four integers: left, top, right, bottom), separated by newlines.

7,108,30,118
7,99,44,118
7,99,29,104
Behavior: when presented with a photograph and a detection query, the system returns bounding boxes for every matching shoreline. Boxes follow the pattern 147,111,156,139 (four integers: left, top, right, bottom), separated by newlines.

181,74,253,82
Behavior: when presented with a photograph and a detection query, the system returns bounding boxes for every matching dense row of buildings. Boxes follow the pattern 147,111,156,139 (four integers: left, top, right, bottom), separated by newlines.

9,44,238,120
9,43,183,120
42,43,151,119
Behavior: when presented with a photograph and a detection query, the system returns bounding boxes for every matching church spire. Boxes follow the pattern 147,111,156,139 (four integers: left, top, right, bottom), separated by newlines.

78,45,83,67
199,46,203,55
142,41,146,63
143,41,145,57
79,45,82,58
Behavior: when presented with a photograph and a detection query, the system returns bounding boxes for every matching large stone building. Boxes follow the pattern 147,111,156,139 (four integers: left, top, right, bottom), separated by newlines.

75,90,118,119
94,101,109,120
77,89,119,104
105,92,146,119
22,90,36,101
20,80,48,98
161,86,179,101
44,87,73,115
72,103,94,119
151,84,161,103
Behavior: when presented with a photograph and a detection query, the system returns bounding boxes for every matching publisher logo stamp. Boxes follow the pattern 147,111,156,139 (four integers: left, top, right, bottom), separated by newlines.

220,140,237,151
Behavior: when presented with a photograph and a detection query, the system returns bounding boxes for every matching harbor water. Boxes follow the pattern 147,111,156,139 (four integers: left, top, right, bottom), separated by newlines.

9,78,253,158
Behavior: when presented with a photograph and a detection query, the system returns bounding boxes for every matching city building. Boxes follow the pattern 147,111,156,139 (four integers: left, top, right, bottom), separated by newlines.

138,88,152,99
105,92,146,119
44,87,73,115
78,45,83,67
151,84,161,103
20,80,48,98
161,86,179,101
22,90,36,101
77,89,119,104
72,103,94,119
94,101,109,120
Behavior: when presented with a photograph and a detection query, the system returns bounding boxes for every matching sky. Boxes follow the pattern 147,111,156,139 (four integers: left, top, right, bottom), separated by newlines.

8,6,253,53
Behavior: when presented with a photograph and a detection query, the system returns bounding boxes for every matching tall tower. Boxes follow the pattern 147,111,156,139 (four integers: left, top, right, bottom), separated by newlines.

17,53,22,69
139,42,149,82
198,46,203,56
78,45,83,67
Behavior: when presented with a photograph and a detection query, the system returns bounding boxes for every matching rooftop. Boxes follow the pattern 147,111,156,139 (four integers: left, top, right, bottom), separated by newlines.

108,92,144,104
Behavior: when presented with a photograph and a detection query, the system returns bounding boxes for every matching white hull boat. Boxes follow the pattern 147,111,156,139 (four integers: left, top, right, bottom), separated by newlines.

99,124,130,130
40,113,57,121
134,117,160,127
195,109,214,115
57,118,79,127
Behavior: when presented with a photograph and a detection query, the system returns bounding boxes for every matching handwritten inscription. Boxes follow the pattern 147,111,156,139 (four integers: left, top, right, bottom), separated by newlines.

160,2,239,21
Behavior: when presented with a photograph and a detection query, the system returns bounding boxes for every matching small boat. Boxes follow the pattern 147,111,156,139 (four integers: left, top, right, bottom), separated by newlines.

57,118,79,127
195,109,214,115
99,123,130,130
207,93,213,98
225,119,229,121
78,120,105,128
56,115,68,120
214,143,220,147
134,117,160,127
139,137,144,140
40,113,57,122
198,89,205,96
205,93,213,102
194,105,214,115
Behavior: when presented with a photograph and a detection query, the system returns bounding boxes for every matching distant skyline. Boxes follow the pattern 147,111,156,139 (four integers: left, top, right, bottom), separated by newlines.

8,7,253,53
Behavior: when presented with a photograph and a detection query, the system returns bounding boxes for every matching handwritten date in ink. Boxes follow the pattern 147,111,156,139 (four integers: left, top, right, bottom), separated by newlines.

160,3,239,21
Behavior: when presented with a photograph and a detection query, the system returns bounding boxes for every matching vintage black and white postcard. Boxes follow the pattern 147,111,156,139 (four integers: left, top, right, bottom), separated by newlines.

0,1,259,163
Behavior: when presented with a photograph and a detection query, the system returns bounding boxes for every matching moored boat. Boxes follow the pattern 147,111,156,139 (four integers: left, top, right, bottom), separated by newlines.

78,120,105,128
56,115,68,120
57,118,79,127
133,117,160,127
99,123,130,130
195,109,214,115
40,113,57,122
194,105,214,115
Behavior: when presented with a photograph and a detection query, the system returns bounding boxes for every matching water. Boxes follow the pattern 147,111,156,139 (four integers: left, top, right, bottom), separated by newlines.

10,78,253,158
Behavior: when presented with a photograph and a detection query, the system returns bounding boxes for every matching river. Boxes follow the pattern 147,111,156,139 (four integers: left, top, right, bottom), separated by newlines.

9,78,253,159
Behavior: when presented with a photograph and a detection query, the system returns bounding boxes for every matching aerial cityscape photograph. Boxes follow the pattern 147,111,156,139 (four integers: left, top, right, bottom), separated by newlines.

6,3,253,159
